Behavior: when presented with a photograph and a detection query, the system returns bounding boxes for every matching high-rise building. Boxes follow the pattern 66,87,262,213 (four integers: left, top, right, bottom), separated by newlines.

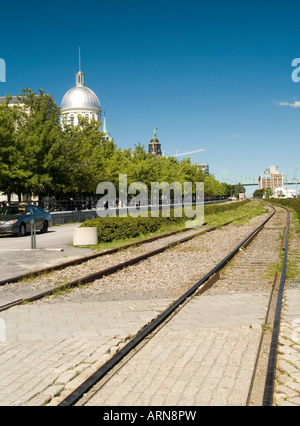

258,166,284,191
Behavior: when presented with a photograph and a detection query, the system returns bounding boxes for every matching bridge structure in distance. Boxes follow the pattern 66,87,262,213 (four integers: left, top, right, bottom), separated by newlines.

215,170,300,187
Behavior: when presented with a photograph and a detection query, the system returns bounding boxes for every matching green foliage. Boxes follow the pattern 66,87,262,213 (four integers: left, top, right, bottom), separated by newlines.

268,198,300,220
223,182,246,198
204,199,250,215
0,87,229,201
81,215,184,242
80,200,252,243
253,188,273,198
0,96,29,200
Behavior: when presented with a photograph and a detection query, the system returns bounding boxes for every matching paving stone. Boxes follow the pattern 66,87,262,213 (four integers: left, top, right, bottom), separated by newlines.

0,299,171,405
82,293,266,406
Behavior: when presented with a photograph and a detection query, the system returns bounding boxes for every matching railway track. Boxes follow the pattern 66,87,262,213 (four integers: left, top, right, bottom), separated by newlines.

53,203,290,406
0,224,206,287
0,218,243,312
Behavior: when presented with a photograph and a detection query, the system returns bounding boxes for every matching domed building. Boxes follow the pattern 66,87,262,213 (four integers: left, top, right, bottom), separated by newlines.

61,69,102,127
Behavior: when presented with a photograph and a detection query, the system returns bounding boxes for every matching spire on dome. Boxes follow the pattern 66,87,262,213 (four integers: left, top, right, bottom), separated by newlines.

76,47,85,86
79,47,81,72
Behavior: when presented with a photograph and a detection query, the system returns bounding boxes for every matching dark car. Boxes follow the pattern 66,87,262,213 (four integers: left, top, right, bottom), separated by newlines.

0,204,52,236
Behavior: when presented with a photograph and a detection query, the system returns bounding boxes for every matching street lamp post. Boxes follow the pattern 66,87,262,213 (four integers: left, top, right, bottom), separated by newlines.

294,167,300,198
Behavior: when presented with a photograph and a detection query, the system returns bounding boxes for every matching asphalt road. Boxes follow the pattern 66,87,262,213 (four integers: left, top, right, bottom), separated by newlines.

0,224,93,282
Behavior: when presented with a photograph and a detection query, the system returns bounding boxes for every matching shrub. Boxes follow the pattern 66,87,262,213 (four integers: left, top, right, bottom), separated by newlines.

268,198,300,220
80,200,251,243
80,216,184,242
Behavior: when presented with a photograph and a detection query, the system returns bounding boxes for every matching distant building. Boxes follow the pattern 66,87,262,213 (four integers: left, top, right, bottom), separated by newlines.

258,166,284,192
193,162,209,175
273,187,296,198
148,127,162,156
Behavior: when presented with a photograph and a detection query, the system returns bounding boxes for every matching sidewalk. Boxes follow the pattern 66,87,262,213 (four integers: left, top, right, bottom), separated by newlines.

0,224,93,282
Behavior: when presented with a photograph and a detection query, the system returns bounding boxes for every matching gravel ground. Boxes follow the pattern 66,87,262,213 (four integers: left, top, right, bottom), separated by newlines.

34,211,272,305
206,208,287,294
0,227,207,305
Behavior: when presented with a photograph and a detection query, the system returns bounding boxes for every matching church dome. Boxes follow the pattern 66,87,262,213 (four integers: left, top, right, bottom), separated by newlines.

60,70,102,126
61,71,101,113
61,85,100,112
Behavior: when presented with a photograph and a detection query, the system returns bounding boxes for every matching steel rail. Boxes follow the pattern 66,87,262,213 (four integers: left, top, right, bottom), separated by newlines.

0,225,202,287
0,220,241,313
58,207,276,406
0,211,249,288
262,207,290,406
0,216,248,312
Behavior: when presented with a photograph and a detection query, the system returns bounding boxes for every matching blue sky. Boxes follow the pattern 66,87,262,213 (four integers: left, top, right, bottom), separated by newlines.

1,0,300,189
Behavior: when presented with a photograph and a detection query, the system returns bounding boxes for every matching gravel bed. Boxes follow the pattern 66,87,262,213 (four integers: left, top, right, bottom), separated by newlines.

0,227,211,305
204,207,287,294
35,211,273,304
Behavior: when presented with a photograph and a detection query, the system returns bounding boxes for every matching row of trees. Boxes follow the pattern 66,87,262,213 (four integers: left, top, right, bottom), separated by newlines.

0,89,244,203
253,188,273,198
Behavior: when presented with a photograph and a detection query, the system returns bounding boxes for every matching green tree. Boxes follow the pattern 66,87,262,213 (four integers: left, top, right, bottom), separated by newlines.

17,88,69,201
0,87,230,204
253,189,265,198
204,175,226,198
0,96,30,201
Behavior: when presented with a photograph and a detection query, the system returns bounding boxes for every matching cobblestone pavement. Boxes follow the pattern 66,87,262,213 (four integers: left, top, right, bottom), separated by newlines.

79,291,270,406
274,281,300,406
80,287,300,407
1,283,299,406
0,299,171,406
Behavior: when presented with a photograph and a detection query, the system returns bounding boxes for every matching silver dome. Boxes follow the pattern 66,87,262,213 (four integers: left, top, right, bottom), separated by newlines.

61,85,101,112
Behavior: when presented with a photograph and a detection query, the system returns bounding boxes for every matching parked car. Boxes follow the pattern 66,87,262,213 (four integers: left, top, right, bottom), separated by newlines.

0,204,52,236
